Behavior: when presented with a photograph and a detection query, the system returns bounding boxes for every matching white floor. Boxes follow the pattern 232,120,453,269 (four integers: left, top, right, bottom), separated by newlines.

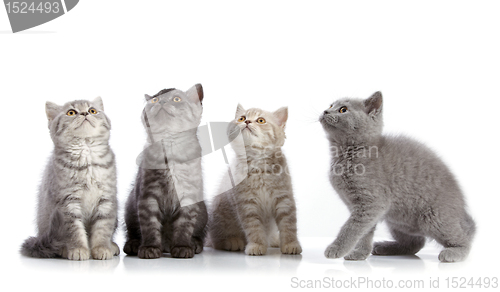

9,236,496,292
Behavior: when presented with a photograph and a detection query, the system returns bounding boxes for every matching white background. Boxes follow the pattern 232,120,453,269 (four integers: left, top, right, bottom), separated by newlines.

1,1,499,291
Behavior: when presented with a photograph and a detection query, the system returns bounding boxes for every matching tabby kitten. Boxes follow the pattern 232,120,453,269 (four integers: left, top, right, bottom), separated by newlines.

320,92,475,262
208,105,302,256
124,84,208,259
21,97,119,260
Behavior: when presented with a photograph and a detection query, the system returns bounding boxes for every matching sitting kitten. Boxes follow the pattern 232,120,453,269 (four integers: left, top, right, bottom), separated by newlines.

21,97,119,260
124,84,208,259
208,104,302,256
320,92,475,262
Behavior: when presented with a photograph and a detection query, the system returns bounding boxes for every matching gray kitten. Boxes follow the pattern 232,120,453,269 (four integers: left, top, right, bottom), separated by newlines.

208,105,302,256
124,85,208,259
21,97,119,260
319,92,475,262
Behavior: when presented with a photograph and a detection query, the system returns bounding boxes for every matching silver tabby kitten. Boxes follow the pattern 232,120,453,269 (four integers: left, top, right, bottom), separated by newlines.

208,105,302,256
320,92,475,262
21,97,119,260
124,84,208,259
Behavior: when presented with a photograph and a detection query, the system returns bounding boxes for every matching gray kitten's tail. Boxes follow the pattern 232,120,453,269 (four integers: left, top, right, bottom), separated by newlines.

21,210,65,258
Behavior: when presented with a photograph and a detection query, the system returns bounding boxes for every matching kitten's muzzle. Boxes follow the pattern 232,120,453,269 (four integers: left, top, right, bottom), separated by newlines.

320,112,338,126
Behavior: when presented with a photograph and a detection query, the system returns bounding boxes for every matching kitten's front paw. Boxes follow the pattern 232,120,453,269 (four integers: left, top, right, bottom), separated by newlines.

344,249,370,261
281,241,302,255
111,242,120,256
138,246,162,259
66,247,90,261
223,237,246,251
245,243,267,256
324,243,348,259
170,246,194,258
91,246,114,260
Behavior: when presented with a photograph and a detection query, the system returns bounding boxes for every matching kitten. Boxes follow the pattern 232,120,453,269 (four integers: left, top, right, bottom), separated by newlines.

124,84,208,259
319,92,475,262
21,97,119,260
208,104,302,256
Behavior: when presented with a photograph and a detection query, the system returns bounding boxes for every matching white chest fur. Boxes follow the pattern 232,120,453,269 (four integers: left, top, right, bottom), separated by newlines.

65,141,111,217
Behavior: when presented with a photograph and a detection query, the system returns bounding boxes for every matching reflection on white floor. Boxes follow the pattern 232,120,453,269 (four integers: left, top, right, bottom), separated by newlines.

17,237,483,277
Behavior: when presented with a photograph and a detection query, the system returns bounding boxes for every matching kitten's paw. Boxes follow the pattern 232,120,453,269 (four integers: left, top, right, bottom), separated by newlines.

66,247,90,261
123,240,140,256
245,243,267,256
91,246,114,260
372,241,390,255
344,250,370,261
438,248,467,263
281,241,302,255
324,243,348,259
223,238,245,251
138,246,162,259
170,246,194,258
192,238,204,254
372,241,420,256
111,242,120,256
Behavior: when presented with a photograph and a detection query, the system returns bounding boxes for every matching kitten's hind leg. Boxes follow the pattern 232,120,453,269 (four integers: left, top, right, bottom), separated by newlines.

372,227,426,256
431,214,475,263
345,226,376,261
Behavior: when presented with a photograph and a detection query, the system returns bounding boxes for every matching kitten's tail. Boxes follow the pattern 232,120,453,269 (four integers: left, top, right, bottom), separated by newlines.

21,210,65,258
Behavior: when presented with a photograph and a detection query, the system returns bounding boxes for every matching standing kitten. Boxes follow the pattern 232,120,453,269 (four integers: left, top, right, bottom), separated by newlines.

124,84,208,259
320,92,475,262
21,97,119,260
208,105,302,256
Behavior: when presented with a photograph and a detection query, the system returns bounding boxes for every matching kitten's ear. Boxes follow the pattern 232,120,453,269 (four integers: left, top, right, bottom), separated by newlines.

235,103,246,119
364,91,383,115
186,83,204,103
145,94,153,101
273,107,288,128
92,96,104,111
45,101,61,122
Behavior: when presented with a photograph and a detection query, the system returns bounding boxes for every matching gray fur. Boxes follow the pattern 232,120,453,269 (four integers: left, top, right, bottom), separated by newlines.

208,105,302,256
21,97,119,260
319,91,475,262
124,84,208,259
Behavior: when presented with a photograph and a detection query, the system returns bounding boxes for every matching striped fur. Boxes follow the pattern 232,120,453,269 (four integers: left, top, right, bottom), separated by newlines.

21,97,119,260
124,85,208,259
208,105,302,256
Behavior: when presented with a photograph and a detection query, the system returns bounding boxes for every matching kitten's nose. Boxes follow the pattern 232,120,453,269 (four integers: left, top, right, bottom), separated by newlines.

323,110,329,115
159,100,166,105
245,120,251,124
81,112,89,116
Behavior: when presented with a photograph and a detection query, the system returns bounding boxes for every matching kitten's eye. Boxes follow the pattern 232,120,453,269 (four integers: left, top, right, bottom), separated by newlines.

67,110,77,116
329,105,333,109
151,97,159,103
339,106,348,113
88,108,98,115
257,118,266,124
237,116,246,122
173,96,182,102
